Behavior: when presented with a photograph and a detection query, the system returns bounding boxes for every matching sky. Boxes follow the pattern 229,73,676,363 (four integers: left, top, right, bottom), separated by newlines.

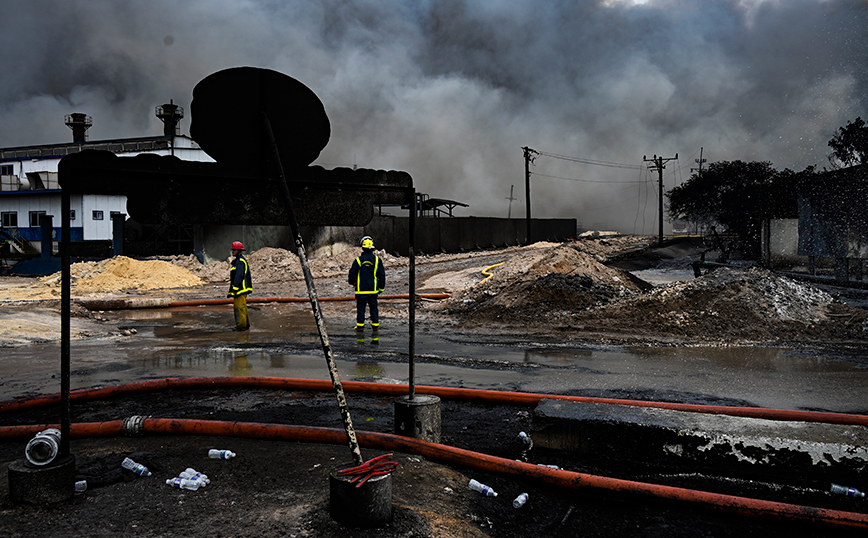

1,0,866,233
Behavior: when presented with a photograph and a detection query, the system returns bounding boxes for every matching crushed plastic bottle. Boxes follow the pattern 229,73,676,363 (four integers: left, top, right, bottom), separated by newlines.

209,449,236,459
513,493,529,508
166,478,200,491
180,468,210,486
468,479,497,497
830,483,866,498
121,457,152,476
74,480,87,493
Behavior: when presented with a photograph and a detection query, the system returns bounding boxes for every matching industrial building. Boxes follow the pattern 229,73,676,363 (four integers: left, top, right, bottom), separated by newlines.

0,103,213,271
1,101,577,274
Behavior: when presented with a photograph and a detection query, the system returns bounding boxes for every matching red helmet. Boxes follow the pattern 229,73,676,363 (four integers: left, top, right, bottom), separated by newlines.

231,241,245,250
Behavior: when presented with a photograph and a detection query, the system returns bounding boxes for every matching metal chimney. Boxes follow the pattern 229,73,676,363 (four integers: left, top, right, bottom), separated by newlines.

64,113,92,143
156,100,184,136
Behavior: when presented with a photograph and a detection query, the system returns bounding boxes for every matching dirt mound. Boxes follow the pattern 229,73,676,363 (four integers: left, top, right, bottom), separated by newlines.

159,247,410,285
575,267,868,343
443,244,649,320
38,256,203,295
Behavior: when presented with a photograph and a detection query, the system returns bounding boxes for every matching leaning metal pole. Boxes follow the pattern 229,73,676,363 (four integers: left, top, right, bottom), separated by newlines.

263,113,363,466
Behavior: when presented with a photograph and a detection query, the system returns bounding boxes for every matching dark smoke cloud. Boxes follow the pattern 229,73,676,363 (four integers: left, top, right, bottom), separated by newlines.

1,0,865,232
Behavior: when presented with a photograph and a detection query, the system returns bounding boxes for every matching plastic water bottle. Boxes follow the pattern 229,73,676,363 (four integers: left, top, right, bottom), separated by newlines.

121,457,152,476
209,449,235,459
518,431,533,448
831,483,866,498
180,468,210,485
74,480,87,493
513,493,529,508
166,478,200,491
468,479,497,497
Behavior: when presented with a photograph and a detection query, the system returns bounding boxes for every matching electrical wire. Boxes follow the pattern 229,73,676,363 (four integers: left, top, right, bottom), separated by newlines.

530,171,644,184
537,150,642,170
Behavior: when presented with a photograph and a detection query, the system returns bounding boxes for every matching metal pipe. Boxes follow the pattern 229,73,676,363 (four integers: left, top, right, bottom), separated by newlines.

409,187,416,399
60,185,71,457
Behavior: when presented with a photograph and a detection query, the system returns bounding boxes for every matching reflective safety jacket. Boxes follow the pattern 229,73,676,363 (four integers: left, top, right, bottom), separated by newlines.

348,250,385,295
228,254,253,297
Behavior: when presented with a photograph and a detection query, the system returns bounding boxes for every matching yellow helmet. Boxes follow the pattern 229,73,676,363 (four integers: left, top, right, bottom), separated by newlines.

361,236,374,249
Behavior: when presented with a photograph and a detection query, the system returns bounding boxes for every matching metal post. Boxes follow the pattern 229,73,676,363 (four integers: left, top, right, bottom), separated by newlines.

409,188,416,399
60,188,71,457
263,113,363,466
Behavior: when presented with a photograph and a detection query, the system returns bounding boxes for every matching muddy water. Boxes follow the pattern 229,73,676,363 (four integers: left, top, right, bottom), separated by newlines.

1,303,866,414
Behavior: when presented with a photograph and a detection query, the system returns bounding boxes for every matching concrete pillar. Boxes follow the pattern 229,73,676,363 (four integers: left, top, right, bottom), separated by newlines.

329,465,392,527
8,455,76,504
394,394,441,443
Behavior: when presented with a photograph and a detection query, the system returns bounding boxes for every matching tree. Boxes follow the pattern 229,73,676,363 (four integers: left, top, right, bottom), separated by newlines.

828,116,868,169
666,160,814,255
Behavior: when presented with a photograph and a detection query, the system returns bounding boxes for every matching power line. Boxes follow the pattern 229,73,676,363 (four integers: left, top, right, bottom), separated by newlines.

530,171,644,184
537,150,642,170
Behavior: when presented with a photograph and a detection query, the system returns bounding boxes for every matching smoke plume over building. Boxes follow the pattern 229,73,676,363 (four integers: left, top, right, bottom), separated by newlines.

1,0,865,232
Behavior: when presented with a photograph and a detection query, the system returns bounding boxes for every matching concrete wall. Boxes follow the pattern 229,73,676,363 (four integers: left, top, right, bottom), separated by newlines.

762,218,808,270
199,216,578,261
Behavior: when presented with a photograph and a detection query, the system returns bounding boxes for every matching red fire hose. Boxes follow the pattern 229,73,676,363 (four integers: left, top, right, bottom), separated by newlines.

1,417,866,530
2,376,867,428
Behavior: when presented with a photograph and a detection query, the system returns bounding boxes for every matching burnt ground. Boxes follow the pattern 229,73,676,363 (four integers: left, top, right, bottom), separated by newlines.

2,388,868,538
2,237,868,537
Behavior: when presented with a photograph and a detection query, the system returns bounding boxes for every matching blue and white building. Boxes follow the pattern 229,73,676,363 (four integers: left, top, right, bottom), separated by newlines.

0,104,213,258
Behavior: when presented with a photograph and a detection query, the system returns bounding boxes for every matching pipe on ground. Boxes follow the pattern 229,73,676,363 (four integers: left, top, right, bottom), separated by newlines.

0,418,866,531
2,376,867,428
75,294,451,311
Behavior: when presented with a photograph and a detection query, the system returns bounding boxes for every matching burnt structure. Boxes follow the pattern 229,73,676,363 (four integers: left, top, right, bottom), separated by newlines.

798,164,868,280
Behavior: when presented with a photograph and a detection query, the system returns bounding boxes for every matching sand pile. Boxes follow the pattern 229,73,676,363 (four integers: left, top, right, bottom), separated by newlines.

157,247,408,284
39,256,202,294
443,244,649,319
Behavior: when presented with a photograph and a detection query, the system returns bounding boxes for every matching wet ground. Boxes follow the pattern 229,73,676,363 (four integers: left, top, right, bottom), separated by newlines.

3,302,867,417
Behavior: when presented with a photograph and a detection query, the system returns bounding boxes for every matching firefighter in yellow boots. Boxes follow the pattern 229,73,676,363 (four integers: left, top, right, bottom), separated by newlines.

227,241,253,331
348,236,385,337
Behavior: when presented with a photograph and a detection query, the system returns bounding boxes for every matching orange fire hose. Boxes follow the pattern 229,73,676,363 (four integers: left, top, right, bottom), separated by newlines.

2,376,867,428
1,418,866,530
75,294,452,311
170,293,451,307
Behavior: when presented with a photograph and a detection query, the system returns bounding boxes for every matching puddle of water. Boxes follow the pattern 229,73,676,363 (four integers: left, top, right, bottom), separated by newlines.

2,303,866,414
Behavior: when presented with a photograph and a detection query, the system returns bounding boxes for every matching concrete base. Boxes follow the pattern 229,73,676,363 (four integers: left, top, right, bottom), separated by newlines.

8,455,76,504
394,394,441,443
532,399,868,485
329,465,392,528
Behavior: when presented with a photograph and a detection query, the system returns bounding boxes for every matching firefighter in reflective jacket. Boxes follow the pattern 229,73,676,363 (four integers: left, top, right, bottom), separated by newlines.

227,241,253,331
348,236,385,332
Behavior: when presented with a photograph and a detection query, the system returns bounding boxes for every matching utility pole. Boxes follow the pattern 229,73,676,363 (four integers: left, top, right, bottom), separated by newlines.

522,146,538,244
643,153,678,245
690,147,706,176
505,185,518,218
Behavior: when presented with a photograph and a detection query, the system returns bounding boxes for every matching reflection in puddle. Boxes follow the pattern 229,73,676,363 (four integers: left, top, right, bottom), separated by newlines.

2,302,866,414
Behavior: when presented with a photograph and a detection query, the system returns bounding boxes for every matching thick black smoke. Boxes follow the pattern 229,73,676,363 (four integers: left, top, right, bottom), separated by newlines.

1,0,865,232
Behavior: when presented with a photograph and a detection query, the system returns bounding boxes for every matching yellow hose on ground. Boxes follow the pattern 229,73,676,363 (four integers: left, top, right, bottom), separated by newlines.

480,263,504,284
